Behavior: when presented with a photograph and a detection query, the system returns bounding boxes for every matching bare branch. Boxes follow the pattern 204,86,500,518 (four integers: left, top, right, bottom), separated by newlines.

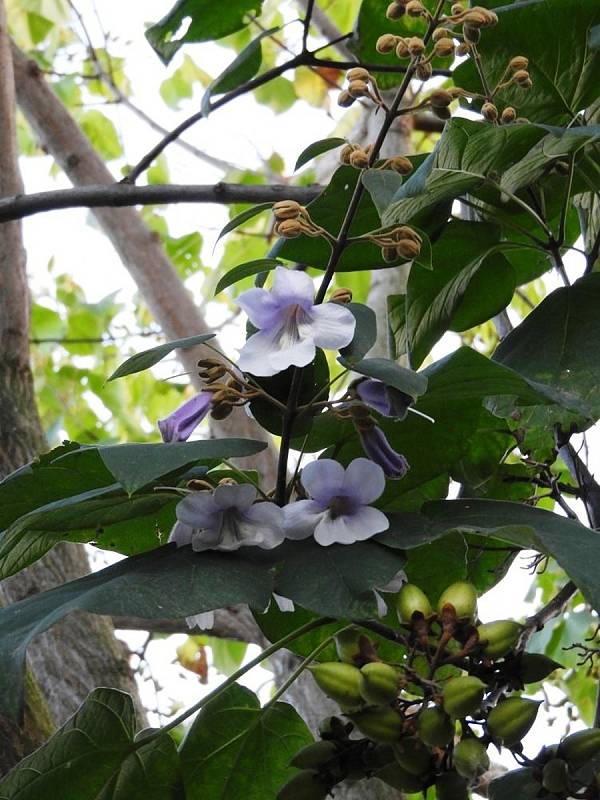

295,0,355,60
518,580,578,651
0,182,321,224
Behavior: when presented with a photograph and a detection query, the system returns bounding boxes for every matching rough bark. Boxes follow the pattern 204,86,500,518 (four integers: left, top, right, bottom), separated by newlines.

11,43,277,487
0,5,143,776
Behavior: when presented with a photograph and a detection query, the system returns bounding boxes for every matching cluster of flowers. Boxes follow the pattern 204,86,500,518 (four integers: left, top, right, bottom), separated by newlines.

156,265,415,627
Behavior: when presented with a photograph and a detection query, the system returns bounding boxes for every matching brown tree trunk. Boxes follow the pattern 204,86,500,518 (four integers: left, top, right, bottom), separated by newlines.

0,3,143,775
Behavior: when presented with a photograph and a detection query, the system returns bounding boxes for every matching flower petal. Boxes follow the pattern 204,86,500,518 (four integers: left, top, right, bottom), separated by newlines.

238,327,316,377
283,499,326,540
356,380,392,416
158,391,212,442
314,506,389,546
358,426,410,479
271,266,315,309
237,287,282,329
176,491,221,527
374,590,388,618
244,502,286,549
168,521,194,547
191,525,224,552
186,611,214,630
213,483,256,511
310,303,356,350
269,336,316,372
273,593,295,613
300,459,345,506
342,458,386,505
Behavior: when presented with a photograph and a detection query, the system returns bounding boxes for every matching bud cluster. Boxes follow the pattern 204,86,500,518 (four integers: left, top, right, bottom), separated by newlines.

279,580,568,799
338,67,384,110
363,224,422,263
340,142,374,169
272,200,332,240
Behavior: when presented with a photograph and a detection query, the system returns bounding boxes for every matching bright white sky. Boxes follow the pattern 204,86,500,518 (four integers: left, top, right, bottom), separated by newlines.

17,0,594,777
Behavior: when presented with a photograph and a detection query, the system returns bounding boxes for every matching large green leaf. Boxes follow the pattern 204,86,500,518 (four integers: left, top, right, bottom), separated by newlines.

339,302,378,363
272,165,430,272
454,0,600,124
179,684,312,800
380,499,600,613
404,220,516,368
0,546,272,720
493,273,600,424
92,439,268,495
146,0,264,64
108,333,215,381
0,688,181,800
295,137,346,172
215,258,281,295
273,539,406,618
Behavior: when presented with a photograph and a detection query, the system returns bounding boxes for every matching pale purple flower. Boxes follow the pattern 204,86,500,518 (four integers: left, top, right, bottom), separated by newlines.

283,458,389,546
373,570,407,617
358,424,409,479
186,611,215,631
236,266,356,377
158,391,212,442
356,379,413,420
169,483,285,552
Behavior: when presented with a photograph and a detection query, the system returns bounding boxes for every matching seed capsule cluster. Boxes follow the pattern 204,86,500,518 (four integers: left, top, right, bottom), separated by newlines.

278,580,577,799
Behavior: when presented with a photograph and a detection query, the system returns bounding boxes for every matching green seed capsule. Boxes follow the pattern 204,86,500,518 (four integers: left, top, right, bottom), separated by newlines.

517,653,562,684
542,758,570,794
559,728,600,769
397,583,433,622
392,736,432,775
374,762,424,793
277,770,330,800
453,737,490,779
418,707,454,748
435,771,470,800
437,582,478,620
359,662,401,705
476,620,522,659
290,740,339,769
309,663,363,709
487,697,541,746
349,707,404,742
442,676,486,719
334,628,363,665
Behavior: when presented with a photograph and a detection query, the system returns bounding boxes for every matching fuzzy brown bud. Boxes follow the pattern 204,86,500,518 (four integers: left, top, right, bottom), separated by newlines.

340,143,356,164
337,90,354,108
273,199,303,220
451,3,464,14
500,106,517,124
382,246,398,263
407,36,425,56
348,79,370,99
386,1,406,20
429,89,453,108
329,287,353,304
434,38,455,57
396,225,422,243
433,106,452,120
406,0,425,16
376,33,399,54
389,155,414,175
509,56,529,71
481,102,498,122
433,28,453,42
395,38,411,58
513,69,531,86
347,67,371,84
396,239,421,260
276,218,304,238
349,148,370,169
463,24,481,44
416,62,433,81
456,42,470,56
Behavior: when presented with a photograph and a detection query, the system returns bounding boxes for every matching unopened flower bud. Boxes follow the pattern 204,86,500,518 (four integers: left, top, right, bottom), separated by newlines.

500,106,517,124
407,36,425,56
451,3,464,14
389,155,414,175
481,101,498,121
434,37,455,57
433,27,453,42
396,225,422,244
512,68,530,85
510,55,529,71
463,8,493,27
382,246,398,263
429,89,453,108
329,287,353,304
395,38,411,58
386,1,406,20
377,33,399,54
406,0,425,16
210,401,234,420
416,61,432,81
348,79,370,98
349,148,370,168
338,89,354,107
456,42,470,56
396,238,421,259
217,477,237,486
273,199,303,220
463,24,481,44
340,143,356,164
347,67,371,83
519,77,533,90
433,106,451,120
276,218,304,238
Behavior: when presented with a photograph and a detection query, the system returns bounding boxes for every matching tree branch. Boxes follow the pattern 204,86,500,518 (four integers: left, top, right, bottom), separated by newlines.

0,182,321,224
518,580,578,651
